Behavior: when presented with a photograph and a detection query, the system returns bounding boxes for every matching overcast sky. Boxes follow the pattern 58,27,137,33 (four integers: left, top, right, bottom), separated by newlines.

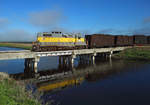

0,0,150,41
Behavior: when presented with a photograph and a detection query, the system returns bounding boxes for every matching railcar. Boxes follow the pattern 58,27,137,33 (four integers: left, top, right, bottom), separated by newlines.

128,36,134,46
85,34,115,48
147,36,150,44
115,35,133,46
32,31,87,51
133,35,147,45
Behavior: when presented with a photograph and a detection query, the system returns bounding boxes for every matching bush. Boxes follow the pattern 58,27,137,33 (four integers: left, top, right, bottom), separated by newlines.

0,74,40,105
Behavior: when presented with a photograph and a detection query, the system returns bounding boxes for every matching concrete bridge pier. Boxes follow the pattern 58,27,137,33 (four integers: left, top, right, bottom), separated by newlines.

103,53,105,57
78,55,84,65
79,55,86,64
67,56,71,67
24,58,33,73
92,52,97,64
71,54,76,68
59,56,62,65
59,56,67,68
24,57,40,73
109,56,112,67
58,56,63,69
109,51,113,58
109,51,113,67
103,53,106,58
63,56,67,65
105,53,109,59
88,55,92,64
33,57,40,73
58,56,72,69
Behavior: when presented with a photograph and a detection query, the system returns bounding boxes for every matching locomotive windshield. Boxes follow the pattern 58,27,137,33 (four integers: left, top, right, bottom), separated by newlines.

43,33,52,36
51,31,62,37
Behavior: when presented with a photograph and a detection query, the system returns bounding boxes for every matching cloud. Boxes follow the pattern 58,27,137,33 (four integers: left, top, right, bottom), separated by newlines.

0,18,10,28
0,29,35,42
0,8,68,42
0,18,35,42
143,17,150,24
95,16,150,35
70,29,92,35
98,28,115,34
97,28,129,35
28,9,66,28
132,17,150,35
49,27,68,32
132,27,150,35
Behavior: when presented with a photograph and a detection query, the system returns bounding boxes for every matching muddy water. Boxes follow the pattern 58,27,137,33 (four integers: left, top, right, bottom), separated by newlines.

1,47,150,105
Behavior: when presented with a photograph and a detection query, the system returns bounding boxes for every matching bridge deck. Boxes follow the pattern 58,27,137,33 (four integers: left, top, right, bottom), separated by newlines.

0,47,130,60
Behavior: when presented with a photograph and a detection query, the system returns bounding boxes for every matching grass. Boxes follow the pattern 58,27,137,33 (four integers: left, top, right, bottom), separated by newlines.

0,42,32,50
114,46,150,60
0,72,40,105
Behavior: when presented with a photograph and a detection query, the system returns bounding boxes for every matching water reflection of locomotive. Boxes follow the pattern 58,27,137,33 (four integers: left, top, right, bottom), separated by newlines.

38,77,84,92
32,31,150,51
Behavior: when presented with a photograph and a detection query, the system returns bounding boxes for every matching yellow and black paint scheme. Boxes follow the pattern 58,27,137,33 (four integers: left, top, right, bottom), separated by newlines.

37,77,84,92
32,31,87,51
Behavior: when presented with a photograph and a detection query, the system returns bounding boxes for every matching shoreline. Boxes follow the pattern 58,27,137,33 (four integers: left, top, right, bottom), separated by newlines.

113,46,150,60
0,43,150,60
0,72,40,105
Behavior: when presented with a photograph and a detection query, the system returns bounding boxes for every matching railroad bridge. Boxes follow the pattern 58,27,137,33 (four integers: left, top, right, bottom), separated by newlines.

0,47,130,73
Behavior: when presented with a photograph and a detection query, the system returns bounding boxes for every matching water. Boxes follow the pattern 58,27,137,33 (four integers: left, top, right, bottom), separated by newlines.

1,47,150,105
0,47,24,51
0,47,60,74
37,61,150,105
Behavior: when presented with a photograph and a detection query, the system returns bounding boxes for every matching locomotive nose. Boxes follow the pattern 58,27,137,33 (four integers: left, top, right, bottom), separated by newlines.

32,45,38,51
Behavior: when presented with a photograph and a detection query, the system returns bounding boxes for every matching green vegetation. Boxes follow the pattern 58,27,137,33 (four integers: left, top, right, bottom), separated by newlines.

114,47,150,60
0,72,40,105
0,43,32,50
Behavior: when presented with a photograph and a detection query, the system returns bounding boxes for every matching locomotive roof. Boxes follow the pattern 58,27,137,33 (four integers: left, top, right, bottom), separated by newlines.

37,31,84,38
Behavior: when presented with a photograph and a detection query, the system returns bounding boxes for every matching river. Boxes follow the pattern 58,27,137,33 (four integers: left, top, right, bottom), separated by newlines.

0,47,150,105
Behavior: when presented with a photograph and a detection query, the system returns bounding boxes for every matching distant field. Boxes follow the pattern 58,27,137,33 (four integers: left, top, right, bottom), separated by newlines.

0,42,32,50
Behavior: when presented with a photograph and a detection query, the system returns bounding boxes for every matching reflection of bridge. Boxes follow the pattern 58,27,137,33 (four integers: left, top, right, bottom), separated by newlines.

10,57,118,80
0,47,130,73
10,59,134,92
35,60,131,92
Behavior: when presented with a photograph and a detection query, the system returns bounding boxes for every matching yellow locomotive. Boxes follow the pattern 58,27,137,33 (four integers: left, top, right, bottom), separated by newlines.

32,31,87,51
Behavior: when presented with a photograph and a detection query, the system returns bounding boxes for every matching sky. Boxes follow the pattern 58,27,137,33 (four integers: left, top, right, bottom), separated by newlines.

0,0,150,41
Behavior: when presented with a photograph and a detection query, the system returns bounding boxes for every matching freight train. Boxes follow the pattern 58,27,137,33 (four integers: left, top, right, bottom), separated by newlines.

32,31,150,51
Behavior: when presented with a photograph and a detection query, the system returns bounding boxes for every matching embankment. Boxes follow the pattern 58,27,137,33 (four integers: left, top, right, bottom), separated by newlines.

0,72,40,105
113,46,150,60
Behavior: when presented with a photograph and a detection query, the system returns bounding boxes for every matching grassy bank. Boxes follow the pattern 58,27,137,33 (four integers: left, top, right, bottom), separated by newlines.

0,43,32,50
0,72,40,105
114,46,150,60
